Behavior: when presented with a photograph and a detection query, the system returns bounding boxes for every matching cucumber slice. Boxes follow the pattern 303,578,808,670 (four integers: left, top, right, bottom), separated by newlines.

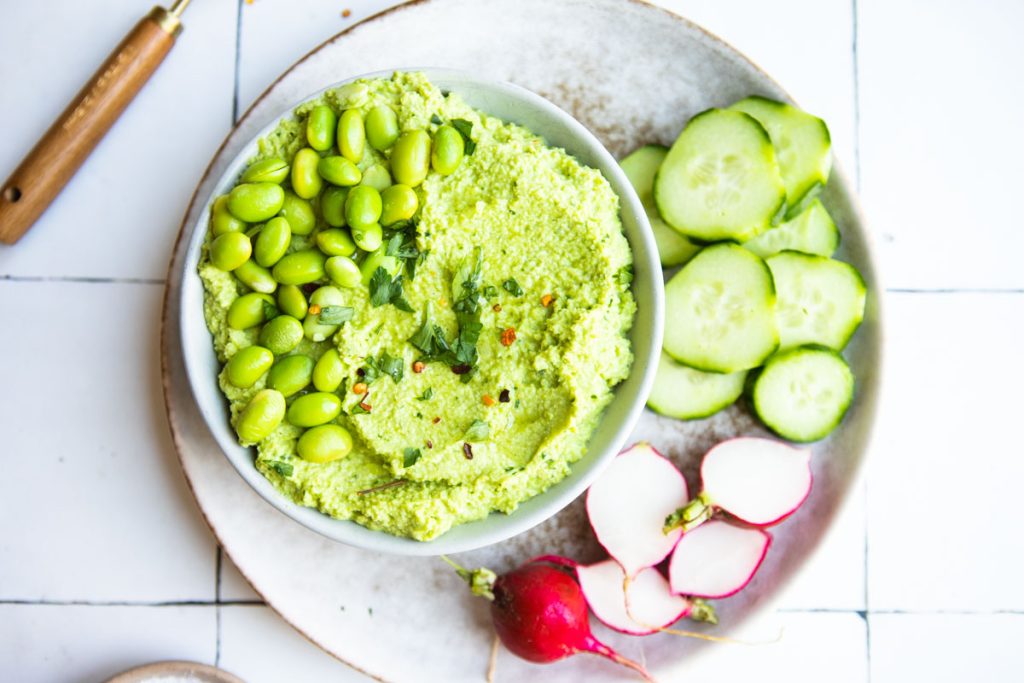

620,145,701,267
664,243,778,373
655,109,785,243
767,251,866,351
752,346,854,442
730,96,832,218
743,199,840,258
648,353,746,420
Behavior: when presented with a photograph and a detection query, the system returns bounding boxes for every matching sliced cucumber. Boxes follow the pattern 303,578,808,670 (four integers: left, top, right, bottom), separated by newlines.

743,199,839,258
663,243,778,373
752,345,854,442
655,109,785,243
621,145,701,267
730,96,832,218
648,353,746,420
767,251,866,351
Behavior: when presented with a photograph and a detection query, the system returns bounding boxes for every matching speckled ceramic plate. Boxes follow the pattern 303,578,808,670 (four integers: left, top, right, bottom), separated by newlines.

161,0,881,681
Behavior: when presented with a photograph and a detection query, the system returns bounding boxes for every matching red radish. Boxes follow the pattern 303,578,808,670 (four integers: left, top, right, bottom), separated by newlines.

445,556,654,681
577,559,692,635
587,443,689,577
667,519,772,598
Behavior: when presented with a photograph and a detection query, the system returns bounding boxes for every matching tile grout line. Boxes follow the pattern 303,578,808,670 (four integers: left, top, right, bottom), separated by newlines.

232,0,244,125
852,0,862,193
215,547,223,667
0,599,263,607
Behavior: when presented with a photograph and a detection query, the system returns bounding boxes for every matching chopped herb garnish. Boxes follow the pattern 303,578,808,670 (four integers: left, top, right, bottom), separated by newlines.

615,265,634,287
502,278,524,297
262,301,280,321
514,398,521,409
482,285,498,299
318,305,354,325
403,447,422,468
267,460,293,477
450,118,477,155
465,419,490,442
408,302,451,359
363,351,404,384
368,266,414,311
417,387,434,401
431,114,443,125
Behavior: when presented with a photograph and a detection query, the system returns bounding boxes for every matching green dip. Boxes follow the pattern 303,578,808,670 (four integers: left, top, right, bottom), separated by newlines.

200,72,635,541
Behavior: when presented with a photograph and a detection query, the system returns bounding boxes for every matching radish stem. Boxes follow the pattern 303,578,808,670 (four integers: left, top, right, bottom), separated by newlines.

664,491,714,534
581,635,657,683
441,555,497,600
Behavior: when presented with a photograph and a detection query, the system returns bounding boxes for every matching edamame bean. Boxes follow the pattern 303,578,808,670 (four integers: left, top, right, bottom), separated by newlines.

233,259,277,294
306,105,337,152
271,249,326,286
278,191,316,236
380,184,418,226
227,292,276,330
391,130,431,187
297,424,353,463
276,285,308,320
241,157,289,184
303,286,345,341
315,228,356,256
334,83,368,108
291,148,323,200
227,183,285,222
210,232,252,271
258,315,304,355
338,109,365,163
211,195,246,236
351,223,383,252
344,185,382,229
225,345,274,388
236,389,285,444
266,354,315,397
325,255,361,288
312,348,345,392
287,392,343,427
359,163,392,192
317,156,362,186
359,248,401,285
431,125,465,175
365,105,399,151
320,187,348,227
254,216,292,268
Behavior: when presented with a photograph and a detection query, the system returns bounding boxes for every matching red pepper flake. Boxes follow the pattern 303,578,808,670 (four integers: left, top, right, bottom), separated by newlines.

482,394,495,407
540,293,555,307
432,416,441,424
500,327,517,346
412,361,425,374
492,303,502,313
356,368,365,377
302,283,319,295
498,389,511,403
359,400,372,412
308,304,322,315
451,364,472,375
462,442,474,460
426,439,433,449
352,382,368,395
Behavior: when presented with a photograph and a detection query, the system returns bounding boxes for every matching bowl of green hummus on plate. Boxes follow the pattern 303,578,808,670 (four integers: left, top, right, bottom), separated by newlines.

178,70,661,554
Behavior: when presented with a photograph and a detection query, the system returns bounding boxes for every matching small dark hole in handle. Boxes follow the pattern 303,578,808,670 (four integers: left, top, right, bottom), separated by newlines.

3,186,21,203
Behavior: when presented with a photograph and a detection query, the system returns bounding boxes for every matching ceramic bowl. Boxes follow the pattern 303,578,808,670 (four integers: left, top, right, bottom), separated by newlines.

178,69,662,556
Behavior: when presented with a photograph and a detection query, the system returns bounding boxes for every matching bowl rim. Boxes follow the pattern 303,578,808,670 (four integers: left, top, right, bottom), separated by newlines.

177,67,664,556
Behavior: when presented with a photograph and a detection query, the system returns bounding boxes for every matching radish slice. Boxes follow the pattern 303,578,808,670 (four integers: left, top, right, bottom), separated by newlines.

668,520,771,598
701,437,812,526
577,559,690,635
587,443,689,576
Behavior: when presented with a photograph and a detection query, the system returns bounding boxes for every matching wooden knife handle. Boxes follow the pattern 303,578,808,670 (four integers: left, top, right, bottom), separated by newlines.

0,7,181,245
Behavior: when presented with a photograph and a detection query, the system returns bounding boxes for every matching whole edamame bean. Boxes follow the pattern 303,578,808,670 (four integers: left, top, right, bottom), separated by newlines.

291,148,324,200
271,249,326,286
350,223,383,253
276,285,308,320
312,348,345,392
227,183,285,222
287,392,343,427
365,105,399,151
211,195,246,236
306,105,337,152
278,191,316,236
338,109,365,163
359,163,392,192
225,345,274,388
254,216,292,268
391,129,431,187
210,232,252,271
297,424,354,463
320,187,348,227
266,354,315,397
315,228,357,257
345,185,382,229
380,184,419,226
236,389,285,444
241,157,290,184
431,125,465,175
227,292,276,330
359,248,401,285
325,256,361,288
303,286,345,341
259,315,304,355
317,156,362,187
233,259,277,294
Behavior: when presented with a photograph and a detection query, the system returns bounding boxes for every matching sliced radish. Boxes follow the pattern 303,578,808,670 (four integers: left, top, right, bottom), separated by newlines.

668,520,771,598
701,437,812,526
587,443,689,576
577,559,690,635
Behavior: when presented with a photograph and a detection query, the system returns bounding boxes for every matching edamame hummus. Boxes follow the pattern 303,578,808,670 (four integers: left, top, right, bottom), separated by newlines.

200,72,635,541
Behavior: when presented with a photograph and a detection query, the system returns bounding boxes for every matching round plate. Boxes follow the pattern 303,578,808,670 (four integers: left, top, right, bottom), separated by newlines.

161,1,882,681
104,661,243,683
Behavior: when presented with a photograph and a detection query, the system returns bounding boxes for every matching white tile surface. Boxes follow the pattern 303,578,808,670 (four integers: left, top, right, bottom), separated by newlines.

0,604,215,683
0,0,236,280
220,550,262,603
868,292,1024,611
859,0,1023,289
0,281,216,601
871,613,1024,683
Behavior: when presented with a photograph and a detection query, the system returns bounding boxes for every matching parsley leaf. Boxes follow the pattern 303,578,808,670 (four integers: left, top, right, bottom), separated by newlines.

464,419,490,442
318,305,354,325
369,267,414,311
403,447,422,468
363,351,403,384
267,460,293,477
502,278,524,297
482,285,498,299
408,302,452,359
430,114,443,125
417,387,433,401
451,119,477,155
262,300,280,320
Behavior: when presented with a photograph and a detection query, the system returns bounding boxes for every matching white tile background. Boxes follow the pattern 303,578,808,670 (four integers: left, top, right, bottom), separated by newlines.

1,0,1020,681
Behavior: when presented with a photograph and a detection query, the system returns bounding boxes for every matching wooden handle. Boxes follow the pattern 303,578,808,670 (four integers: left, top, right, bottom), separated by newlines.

0,8,180,245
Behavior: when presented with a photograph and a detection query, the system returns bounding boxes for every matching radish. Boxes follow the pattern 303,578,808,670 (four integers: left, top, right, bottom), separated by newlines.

667,520,772,598
587,443,689,577
666,437,812,531
577,559,694,635
445,556,655,681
